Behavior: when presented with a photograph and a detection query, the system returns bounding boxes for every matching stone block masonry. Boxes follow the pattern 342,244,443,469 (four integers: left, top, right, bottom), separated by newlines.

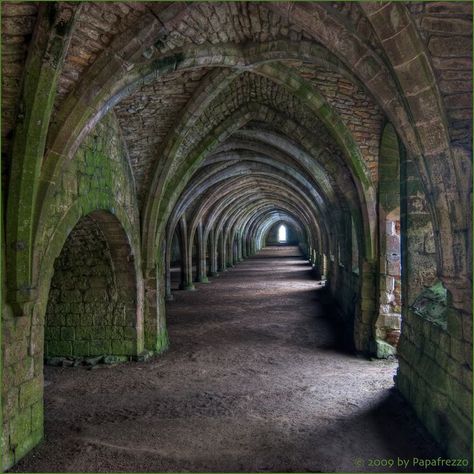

2,112,150,469
44,216,136,358
2,2,472,471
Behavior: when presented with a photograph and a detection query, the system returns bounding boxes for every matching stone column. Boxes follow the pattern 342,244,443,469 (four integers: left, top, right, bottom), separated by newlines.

209,229,219,277
241,234,248,259
196,222,209,283
246,236,252,257
226,233,234,268
237,234,243,262
218,232,227,272
354,259,377,353
144,262,168,354
164,238,173,301
178,217,194,291
144,275,158,350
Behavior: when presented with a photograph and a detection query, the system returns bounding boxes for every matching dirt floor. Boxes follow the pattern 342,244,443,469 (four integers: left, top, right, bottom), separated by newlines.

11,246,446,473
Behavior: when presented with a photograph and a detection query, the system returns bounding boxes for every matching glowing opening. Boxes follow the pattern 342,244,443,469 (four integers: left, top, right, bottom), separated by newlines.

278,224,287,242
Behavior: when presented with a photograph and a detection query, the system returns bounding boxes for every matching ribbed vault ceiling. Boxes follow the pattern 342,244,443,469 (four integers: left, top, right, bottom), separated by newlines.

3,1,471,279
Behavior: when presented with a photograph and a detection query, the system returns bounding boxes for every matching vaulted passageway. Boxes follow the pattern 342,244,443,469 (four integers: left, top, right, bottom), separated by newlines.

2,2,471,470
11,247,441,473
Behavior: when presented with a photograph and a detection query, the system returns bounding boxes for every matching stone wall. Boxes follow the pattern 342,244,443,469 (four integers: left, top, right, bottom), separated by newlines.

407,1,472,152
2,2,471,470
396,151,472,462
398,306,472,460
1,2,38,191
1,112,146,470
298,67,384,181
324,213,361,350
45,217,136,358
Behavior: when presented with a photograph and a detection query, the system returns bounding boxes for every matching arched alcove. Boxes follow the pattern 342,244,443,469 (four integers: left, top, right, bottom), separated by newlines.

45,211,139,360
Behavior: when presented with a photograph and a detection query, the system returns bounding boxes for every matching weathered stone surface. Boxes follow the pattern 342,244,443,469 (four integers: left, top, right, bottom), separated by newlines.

425,2,473,15
376,339,397,358
1,1,38,179
421,17,472,35
2,1,472,470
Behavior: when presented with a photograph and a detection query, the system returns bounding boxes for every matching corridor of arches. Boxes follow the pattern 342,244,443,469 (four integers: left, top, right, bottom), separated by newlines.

1,1,472,472
11,247,442,473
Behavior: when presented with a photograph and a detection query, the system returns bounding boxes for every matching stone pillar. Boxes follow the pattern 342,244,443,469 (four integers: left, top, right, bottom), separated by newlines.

225,233,234,268
218,232,227,272
144,275,158,350
241,235,247,259
209,229,219,277
313,250,322,279
237,234,243,262
354,259,377,353
250,235,257,255
178,217,195,291
154,252,169,354
144,266,168,354
196,222,208,283
395,153,467,458
164,238,173,301
246,236,252,257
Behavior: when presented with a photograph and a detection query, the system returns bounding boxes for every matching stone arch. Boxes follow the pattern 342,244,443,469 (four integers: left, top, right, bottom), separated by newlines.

144,103,369,278
5,208,144,469
44,211,140,359
260,217,305,248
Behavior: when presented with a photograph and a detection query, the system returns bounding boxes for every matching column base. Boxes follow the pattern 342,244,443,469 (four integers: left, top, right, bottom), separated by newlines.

312,267,322,279
209,272,219,277
165,294,174,302
197,277,210,283
179,284,196,291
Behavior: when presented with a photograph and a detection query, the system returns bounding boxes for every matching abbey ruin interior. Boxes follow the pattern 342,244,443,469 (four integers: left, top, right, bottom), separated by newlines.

1,1,472,472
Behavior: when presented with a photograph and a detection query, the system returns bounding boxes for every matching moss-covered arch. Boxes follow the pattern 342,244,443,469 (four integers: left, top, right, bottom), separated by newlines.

43,210,142,358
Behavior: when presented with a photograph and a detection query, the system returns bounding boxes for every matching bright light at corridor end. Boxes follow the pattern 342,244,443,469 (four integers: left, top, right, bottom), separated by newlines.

278,224,287,243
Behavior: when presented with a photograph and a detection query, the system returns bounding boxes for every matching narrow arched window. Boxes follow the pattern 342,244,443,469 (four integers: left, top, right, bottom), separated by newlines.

278,224,287,242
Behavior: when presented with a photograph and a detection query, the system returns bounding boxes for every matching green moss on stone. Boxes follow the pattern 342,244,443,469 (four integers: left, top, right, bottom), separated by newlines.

10,411,31,447
375,339,397,358
19,377,42,409
410,281,448,329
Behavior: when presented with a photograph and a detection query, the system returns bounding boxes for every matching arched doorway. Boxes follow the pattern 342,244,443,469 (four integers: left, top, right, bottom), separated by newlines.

45,211,140,362
278,224,287,243
265,221,297,246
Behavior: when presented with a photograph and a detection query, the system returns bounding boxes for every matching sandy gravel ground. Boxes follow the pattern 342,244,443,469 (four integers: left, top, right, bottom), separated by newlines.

11,246,445,473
